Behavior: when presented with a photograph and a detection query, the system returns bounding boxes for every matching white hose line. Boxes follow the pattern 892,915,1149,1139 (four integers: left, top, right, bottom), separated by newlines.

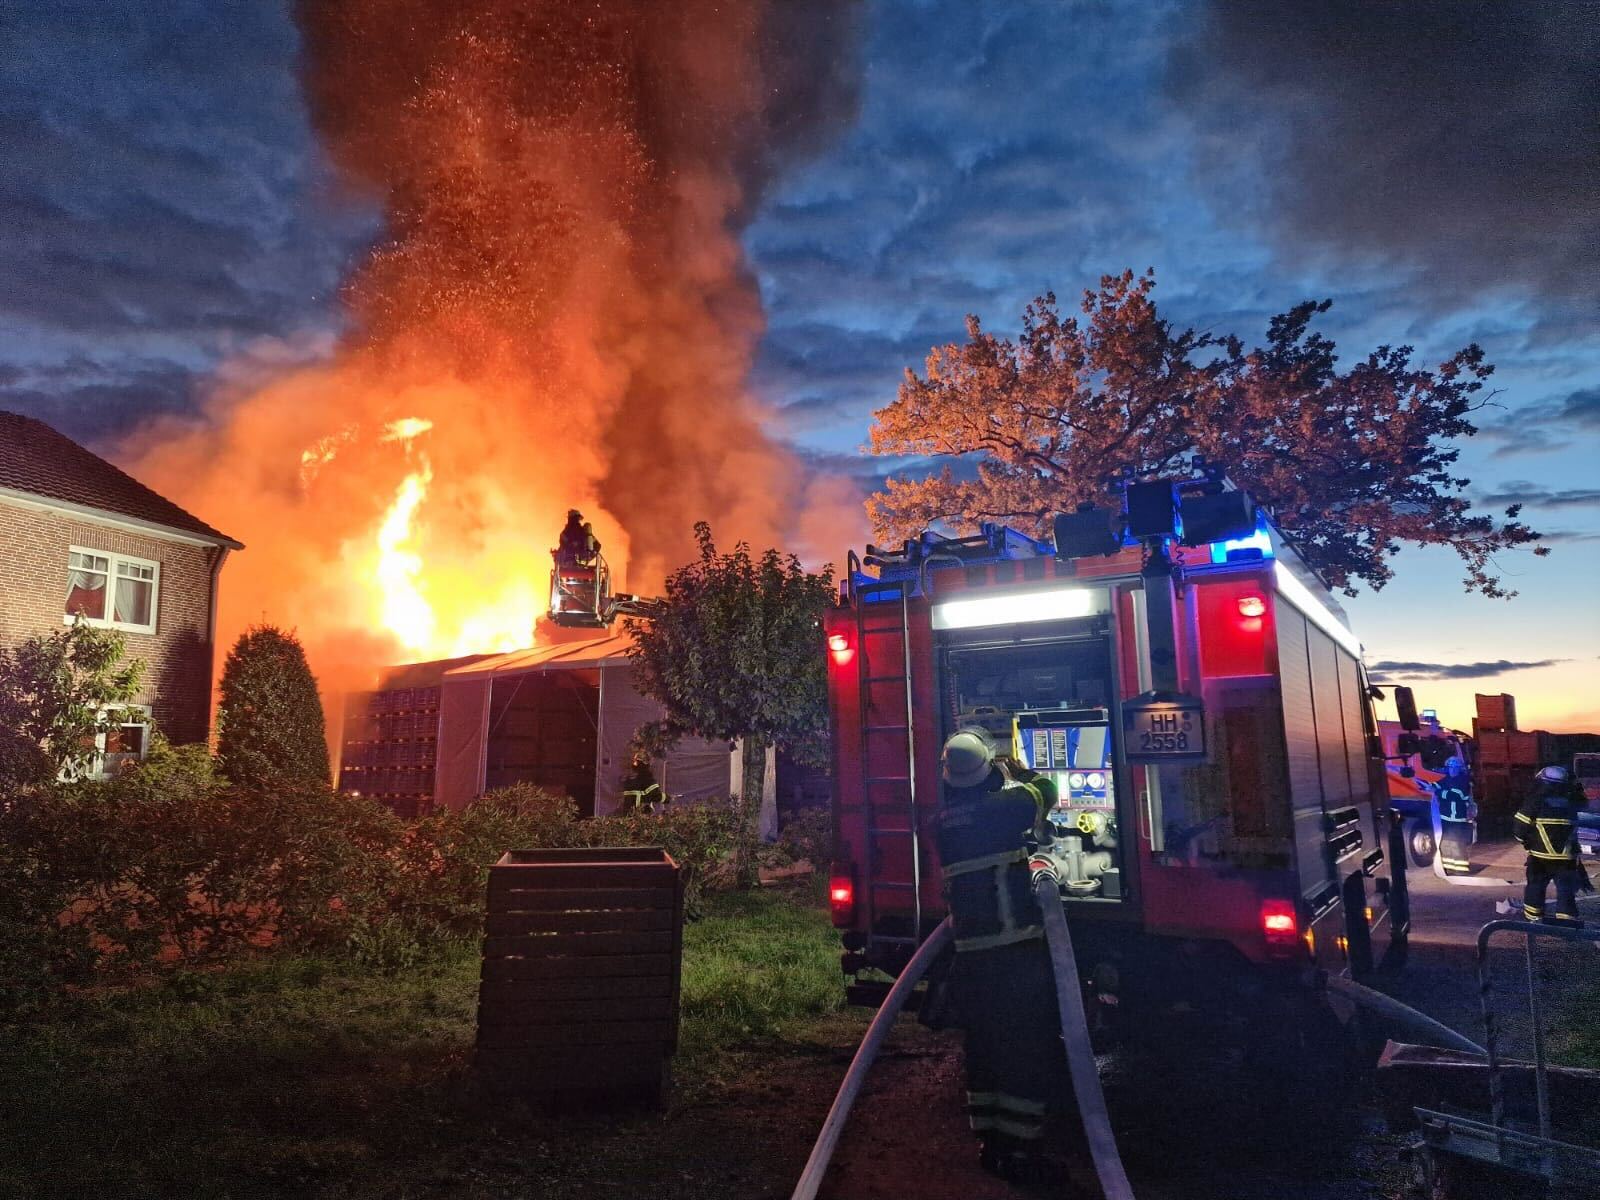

790,918,954,1200
1427,800,1516,888
1324,974,1486,1057
1037,878,1137,1200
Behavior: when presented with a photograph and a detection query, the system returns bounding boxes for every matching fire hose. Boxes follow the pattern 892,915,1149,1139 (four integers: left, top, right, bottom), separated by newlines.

1323,975,1485,1057
1037,875,1137,1200
789,917,953,1200
1427,799,1515,889
791,885,1139,1200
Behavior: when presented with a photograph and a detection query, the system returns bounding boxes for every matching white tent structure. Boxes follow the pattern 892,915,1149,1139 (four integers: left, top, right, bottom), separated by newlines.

432,632,750,817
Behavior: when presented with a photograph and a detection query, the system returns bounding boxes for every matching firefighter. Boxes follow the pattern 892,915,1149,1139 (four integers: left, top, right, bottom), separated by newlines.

1515,765,1585,925
557,509,586,566
620,752,663,812
1432,755,1475,875
933,728,1067,1184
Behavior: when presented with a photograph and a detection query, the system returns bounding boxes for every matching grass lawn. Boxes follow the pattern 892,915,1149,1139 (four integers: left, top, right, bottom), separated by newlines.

0,882,858,1200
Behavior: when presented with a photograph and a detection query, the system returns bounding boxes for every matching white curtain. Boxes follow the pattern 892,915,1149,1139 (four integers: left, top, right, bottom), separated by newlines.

65,564,106,617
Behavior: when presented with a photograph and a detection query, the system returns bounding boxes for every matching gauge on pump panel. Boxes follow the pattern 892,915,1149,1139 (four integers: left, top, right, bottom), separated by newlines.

1068,772,1087,789
1086,772,1105,790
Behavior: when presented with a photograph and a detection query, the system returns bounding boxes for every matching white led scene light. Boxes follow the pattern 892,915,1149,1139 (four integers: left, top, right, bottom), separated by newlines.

1273,561,1362,657
931,586,1105,630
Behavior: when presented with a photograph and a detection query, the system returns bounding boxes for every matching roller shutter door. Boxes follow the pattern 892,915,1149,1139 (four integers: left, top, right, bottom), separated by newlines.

1308,627,1354,811
1276,608,1333,899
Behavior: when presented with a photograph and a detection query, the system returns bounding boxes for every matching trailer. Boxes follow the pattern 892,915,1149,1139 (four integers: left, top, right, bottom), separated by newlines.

823,481,1405,1087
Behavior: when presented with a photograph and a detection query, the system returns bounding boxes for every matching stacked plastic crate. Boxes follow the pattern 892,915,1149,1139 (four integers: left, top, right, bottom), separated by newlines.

338,686,442,818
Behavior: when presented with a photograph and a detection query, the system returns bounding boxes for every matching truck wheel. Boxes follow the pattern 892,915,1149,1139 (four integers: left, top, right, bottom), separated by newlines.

1407,821,1436,870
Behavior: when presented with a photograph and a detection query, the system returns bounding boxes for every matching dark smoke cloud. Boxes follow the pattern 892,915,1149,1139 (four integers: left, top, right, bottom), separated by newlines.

1168,2,1600,308
126,0,864,674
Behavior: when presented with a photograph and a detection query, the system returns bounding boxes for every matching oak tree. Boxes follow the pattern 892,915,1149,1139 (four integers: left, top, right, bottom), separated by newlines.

868,270,1544,596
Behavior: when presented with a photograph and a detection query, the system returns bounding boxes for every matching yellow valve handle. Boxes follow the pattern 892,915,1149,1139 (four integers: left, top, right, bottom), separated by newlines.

1076,811,1098,835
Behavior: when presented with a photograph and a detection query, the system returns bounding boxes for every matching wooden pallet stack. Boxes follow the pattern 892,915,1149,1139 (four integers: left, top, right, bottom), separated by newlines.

476,847,684,1108
1471,693,1552,838
338,686,441,818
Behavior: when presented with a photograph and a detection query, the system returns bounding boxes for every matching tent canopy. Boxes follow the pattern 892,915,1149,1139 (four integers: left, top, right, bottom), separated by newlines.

433,632,732,813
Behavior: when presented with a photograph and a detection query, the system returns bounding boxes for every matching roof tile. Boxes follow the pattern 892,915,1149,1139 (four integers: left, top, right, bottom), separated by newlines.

0,411,239,546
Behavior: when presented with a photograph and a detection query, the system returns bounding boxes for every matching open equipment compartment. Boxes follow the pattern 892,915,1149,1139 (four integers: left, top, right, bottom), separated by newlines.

935,612,1128,904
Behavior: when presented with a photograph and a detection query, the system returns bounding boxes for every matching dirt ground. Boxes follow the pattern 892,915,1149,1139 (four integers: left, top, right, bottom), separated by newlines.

462,1011,1413,1200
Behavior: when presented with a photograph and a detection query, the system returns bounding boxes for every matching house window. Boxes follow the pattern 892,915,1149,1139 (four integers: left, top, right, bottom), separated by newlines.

64,547,159,634
94,706,152,779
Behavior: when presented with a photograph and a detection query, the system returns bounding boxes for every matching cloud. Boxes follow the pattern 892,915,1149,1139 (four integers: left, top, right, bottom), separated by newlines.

1480,386,1600,456
1367,658,1568,682
1167,2,1600,311
0,0,374,443
1479,482,1600,511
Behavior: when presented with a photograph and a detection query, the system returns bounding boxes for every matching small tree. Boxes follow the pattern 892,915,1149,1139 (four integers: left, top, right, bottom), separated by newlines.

0,621,143,791
625,524,834,849
215,626,331,790
868,270,1546,597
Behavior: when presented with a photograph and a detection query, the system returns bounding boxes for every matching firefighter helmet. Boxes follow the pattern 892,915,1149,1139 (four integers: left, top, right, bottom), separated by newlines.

942,729,996,788
1536,765,1570,785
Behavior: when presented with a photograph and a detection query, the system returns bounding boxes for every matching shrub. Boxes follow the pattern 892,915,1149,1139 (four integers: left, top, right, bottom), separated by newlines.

0,755,764,1005
587,797,748,909
0,621,143,791
379,785,582,945
215,626,330,789
773,805,831,870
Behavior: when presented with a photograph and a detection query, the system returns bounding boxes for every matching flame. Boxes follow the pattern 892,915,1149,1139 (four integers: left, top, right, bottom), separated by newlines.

115,2,866,693
382,417,434,443
374,459,435,654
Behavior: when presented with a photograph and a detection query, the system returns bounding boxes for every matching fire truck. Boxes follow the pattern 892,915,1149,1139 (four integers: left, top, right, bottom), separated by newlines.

823,477,1405,1062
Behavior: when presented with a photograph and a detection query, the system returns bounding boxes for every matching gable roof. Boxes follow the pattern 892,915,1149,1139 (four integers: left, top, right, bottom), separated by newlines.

0,411,240,548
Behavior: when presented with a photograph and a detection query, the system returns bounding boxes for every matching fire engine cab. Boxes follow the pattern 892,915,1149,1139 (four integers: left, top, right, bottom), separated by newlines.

824,476,1405,1049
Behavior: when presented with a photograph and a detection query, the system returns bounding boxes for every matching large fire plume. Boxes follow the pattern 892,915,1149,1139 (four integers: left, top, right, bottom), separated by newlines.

121,0,863,687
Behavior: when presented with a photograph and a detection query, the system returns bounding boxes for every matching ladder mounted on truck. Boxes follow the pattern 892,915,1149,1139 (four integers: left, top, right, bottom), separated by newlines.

842,524,1055,957
849,563,923,948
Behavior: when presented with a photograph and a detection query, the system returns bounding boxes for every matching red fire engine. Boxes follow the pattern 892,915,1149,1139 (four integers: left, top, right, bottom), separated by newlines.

823,478,1406,1055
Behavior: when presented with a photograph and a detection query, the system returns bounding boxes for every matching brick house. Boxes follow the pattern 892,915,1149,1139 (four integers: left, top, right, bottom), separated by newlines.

0,411,241,764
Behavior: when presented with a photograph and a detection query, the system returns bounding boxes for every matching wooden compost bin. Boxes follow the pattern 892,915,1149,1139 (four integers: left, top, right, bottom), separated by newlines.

476,847,683,1107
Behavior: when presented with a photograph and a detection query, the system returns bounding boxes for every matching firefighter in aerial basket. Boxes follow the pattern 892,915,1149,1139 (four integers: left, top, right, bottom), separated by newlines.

934,728,1068,1184
1515,765,1586,925
557,508,587,566
1432,755,1475,875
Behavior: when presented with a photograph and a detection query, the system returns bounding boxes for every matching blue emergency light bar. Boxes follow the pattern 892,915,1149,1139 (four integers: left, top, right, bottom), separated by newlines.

1209,526,1274,565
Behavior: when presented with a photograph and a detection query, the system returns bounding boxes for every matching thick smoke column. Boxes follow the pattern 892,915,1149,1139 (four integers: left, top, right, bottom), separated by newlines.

125,0,861,683
1168,1,1599,309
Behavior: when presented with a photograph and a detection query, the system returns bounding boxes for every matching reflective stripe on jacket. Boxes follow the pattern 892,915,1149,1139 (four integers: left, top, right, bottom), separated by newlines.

934,766,1056,952
1515,786,1580,863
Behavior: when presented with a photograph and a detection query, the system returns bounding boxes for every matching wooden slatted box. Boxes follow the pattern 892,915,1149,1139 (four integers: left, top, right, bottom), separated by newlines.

476,847,683,1107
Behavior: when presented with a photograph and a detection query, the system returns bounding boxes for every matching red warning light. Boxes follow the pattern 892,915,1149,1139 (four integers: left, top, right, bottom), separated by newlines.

827,632,854,665
1237,594,1267,618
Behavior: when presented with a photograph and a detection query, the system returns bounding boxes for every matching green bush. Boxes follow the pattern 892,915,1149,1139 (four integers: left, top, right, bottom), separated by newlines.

215,626,331,789
773,805,831,870
0,620,143,791
0,751,763,1005
588,797,748,908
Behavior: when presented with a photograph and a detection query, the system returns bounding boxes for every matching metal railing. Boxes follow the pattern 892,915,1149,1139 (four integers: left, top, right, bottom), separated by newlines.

1414,919,1600,1188
1476,919,1600,1143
